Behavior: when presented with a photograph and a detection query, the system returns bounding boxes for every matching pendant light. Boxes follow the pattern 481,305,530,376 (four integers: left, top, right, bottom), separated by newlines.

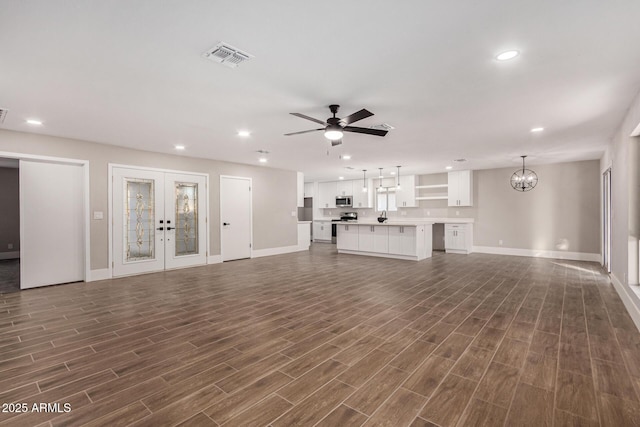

510,155,538,192
362,169,368,192
378,168,384,192
396,166,401,190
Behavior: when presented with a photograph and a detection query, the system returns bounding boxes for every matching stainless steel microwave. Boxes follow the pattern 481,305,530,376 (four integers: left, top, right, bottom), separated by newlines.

336,196,353,207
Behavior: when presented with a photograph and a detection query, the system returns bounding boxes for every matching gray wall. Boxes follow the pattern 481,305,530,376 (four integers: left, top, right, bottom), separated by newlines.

0,167,20,254
473,161,600,253
0,129,298,270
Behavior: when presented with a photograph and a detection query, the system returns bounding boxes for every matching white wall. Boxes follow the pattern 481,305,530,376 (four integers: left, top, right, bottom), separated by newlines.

601,88,640,328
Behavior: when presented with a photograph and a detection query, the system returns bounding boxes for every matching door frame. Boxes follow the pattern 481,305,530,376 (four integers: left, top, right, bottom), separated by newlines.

108,163,210,278
220,175,253,261
602,167,612,272
0,150,90,283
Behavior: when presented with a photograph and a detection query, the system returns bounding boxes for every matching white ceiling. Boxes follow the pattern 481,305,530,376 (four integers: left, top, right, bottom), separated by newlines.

1,0,639,181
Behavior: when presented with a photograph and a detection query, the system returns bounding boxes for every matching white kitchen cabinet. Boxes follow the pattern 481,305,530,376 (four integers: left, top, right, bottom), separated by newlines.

313,220,332,242
336,180,354,196
396,175,416,207
352,179,373,208
445,223,473,254
448,170,473,207
304,182,314,198
336,224,358,250
388,225,417,256
318,182,337,208
358,225,388,253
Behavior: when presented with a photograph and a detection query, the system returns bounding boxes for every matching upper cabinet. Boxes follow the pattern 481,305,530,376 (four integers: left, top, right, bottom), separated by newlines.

336,180,354,196
352,179,373,208
304,182,314,198
396,175,416,208
448,170,473,207
318,181,337,208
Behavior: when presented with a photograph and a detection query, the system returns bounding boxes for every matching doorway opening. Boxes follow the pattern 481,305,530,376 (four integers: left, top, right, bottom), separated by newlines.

0,158,20,293
603,167,612,273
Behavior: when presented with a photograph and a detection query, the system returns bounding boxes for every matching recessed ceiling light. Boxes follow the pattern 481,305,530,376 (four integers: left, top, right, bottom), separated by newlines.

390,171,396,175
530,127,544,133
26,119,43,125
496,50,519,61
338,176,344,180
237,130,251,137
342,155,351,160
258,157,267,163
445,166,453,170
174,144,186,150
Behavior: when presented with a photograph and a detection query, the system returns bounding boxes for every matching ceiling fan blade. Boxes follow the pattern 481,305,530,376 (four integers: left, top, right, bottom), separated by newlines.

331,139,342,147
284,128,324,136
340,109,373,125
343,126,388,137
290,113,327,126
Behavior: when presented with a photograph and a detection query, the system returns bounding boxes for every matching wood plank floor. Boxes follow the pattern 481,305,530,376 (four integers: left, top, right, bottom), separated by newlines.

1,244,640,426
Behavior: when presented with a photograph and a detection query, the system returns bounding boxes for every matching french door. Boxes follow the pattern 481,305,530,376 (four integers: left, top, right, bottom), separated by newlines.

112,167,207,277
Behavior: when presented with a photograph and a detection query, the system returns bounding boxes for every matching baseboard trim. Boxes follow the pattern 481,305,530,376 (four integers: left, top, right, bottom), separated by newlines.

0,251,19,260
610,273,640,333
207,255,222,264
252,245,303,258
472,246,600,262
88,268,111,282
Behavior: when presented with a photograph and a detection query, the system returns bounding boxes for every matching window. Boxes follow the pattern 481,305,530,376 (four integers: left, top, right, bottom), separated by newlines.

376,188,397,212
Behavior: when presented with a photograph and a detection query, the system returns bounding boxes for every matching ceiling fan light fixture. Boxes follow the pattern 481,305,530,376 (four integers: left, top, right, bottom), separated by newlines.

324,124,343,141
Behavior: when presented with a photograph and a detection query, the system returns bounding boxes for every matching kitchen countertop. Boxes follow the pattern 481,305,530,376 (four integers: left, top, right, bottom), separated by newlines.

314,217,474,224
297,221,312,224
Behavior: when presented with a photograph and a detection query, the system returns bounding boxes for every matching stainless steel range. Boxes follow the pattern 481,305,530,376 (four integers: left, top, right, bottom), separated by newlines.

331,212,358,243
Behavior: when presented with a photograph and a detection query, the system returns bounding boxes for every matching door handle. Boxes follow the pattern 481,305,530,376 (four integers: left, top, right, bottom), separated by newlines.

223,222,230,226
166,227,175,231
157,227,164,231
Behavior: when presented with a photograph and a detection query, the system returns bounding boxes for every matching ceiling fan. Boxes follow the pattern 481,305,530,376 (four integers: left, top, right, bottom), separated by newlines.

285,104,388,146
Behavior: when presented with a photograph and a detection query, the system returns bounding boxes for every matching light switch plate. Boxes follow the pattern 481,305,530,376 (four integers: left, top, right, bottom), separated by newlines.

93,211,104,220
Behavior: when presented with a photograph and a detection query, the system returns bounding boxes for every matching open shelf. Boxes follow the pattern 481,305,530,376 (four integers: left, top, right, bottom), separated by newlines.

416,194,448,200
415,184,448,189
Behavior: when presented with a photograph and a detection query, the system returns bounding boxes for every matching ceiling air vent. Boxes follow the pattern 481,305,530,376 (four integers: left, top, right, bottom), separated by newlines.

202,42,254,69
454,158,467,163
0,108,8,124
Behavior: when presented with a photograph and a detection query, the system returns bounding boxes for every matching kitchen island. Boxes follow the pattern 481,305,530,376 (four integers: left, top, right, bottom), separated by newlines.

336,221,433,261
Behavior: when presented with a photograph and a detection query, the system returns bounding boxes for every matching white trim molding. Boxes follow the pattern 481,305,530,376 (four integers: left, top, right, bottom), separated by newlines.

207,255,223,264
88,269,111,282
473,246,601,262
251,245,303,258
0,251,20,260
610,273,640,332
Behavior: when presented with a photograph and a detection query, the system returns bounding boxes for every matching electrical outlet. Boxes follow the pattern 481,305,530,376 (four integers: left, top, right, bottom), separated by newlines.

456,211,460,216
427,211,431,216
498,240,503,246
7,243,13,250
93,211,104,220
291,211,296,217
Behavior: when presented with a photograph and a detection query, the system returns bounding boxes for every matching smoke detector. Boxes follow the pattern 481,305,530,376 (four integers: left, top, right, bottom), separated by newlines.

202,42,254,68
0,108,8,124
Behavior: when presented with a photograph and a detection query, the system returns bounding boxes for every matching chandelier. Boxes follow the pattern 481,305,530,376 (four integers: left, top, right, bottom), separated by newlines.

510,155,538,192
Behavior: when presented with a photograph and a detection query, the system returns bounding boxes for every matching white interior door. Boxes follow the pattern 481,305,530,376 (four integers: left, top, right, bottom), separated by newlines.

113,167,165,277
221,176,252,261
165,173,207,269
20,160,84,289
